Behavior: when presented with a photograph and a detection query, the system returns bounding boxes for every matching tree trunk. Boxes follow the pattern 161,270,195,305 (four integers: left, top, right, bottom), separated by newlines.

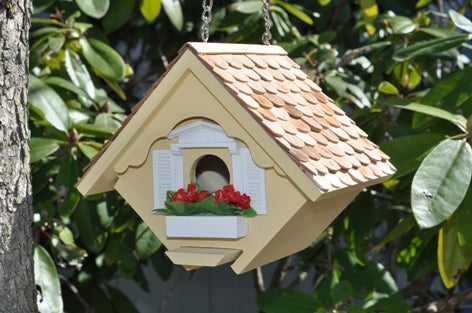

0,0,36,312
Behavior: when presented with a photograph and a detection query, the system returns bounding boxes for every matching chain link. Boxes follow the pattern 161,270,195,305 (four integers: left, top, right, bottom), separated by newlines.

201,0,213,43
261,0,272,45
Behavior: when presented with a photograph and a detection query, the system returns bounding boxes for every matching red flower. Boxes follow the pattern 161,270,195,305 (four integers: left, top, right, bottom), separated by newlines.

214,184,251,209
169,183,210,203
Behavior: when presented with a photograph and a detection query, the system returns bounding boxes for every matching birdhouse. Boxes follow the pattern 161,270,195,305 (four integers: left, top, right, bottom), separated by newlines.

76,42,395,274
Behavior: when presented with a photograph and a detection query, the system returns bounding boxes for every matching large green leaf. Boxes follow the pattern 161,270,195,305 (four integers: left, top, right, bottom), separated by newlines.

449,9,472,33
273,0,314,25
411,139,472,229
56,154,80,217
29,75,70,132
379,133,445,179
140,0,161,22
438,213,472,288
44,76,89,99
107,286,140,313
257,289,318,313
135,222,161,259
161,0,183,31
64,49,96,101
393,34,469,61
229,1,261,14
30,137,60,163
33,0,55,13
74,200,107,253
34,245,63,313
103,0,136,32
151,249,173,281
75,0,110,19
372,215,415,252
325,75,371,108
457,186,472,258
80,38,126,81
384,100,468,131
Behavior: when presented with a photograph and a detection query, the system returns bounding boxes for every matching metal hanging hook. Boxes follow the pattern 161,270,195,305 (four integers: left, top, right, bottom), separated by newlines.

201,0,213,43
261,0,272,45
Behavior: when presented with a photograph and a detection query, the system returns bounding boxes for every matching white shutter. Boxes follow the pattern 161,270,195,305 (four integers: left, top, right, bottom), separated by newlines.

153,150,173,209
240,148,267,214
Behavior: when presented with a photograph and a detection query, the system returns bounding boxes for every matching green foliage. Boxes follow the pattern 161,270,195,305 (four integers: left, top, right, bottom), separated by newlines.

29,0,472,311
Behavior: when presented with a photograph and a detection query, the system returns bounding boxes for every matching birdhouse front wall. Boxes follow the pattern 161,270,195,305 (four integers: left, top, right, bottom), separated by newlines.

152,120,267,214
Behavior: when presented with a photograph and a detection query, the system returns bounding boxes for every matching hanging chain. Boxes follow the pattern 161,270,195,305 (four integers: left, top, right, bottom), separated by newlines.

261,0,272,45
201,0,213,42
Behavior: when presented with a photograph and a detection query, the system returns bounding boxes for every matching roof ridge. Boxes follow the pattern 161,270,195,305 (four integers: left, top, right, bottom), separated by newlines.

184,42,288,55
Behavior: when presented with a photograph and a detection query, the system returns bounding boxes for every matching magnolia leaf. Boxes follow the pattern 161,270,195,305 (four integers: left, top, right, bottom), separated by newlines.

29,75,70,132
135,222,161,259
80,38,126,81
438,213,472,289
34,245,63,313
393,34,469,61
30,137,61,163
257,289,318,313
140,0,161,22
449,9,472,33
412,139,472,228
161,0,183,31
75,0,110,19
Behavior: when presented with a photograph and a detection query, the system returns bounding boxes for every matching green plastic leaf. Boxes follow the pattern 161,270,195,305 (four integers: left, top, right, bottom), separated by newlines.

140,0,161,22
135,222,161,259
412,139,472,229
393,34,469,61
80,38,126,81
29,75,70,132
34,245,63,313
161,0,183,31
30,137,60,163
379,81,399,95
273,0,313,25
257,289,318,313
449,10,472,33
380,133,445,179
103,0,136,32
438,213,472,288
75,0,110,19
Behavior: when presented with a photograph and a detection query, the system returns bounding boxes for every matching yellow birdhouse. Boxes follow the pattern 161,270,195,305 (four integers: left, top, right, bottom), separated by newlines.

76,42,395,274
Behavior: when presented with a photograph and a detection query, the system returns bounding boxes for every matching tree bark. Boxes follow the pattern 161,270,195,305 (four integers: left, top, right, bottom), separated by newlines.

0,0,36,312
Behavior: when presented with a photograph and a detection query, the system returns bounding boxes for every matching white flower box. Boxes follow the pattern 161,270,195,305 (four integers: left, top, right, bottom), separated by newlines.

165,216,248,238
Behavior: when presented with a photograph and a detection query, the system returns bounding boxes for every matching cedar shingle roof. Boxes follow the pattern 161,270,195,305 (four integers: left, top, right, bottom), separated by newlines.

82,42,395,193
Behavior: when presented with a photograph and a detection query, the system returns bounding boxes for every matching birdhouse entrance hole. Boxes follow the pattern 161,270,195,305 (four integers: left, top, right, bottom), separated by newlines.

194,154,230,192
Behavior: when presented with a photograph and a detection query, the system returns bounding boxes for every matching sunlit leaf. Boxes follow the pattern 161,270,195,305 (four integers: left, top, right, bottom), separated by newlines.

379,81,399,95
438,213,472,288
360,0,378,35
161,0,183,31
388,15,417,34
372,215,415,252
80,38,126,81
273,0,313,25
29,75,70,132
44,76,89,99
412,139,472,228
449,9,472,33
140,0,161,22
34,246,63,313
393,34,469,61
416,0,432,8
75,0,110,19
257,289,318,313
229,1,261,14
64,49,96,101
78,143,99,160
457,186,472,258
